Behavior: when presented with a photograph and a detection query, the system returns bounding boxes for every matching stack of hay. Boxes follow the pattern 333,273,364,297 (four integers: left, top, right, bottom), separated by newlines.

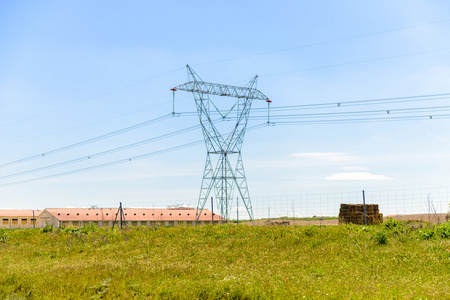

338,204,383,225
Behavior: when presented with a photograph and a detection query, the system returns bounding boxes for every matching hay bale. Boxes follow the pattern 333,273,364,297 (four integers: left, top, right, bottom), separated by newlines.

338,204,383,225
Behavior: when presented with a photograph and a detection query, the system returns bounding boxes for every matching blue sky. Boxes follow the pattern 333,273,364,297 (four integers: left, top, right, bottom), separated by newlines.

2,1,450,212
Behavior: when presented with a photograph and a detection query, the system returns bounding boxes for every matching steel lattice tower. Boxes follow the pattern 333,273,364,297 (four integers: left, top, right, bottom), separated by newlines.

173,65,270,222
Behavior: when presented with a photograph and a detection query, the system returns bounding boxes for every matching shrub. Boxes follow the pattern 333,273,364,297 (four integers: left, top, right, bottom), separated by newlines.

435,221,450,238
304,225,318,237
41,223,54,233
80,223,98,234
0,229,6,243
418,229,435,240
60,226,81,234
373,231,388,245
384,217,403,230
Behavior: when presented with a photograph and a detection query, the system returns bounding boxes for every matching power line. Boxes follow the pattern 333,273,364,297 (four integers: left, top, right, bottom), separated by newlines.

273,113,450,125
0,114,172,168
6,17,449,131
0,123,267,188
261,46,450,77
252,92,450,111
0,141,203,188
250,104,450,121
0,98,176,148
0,67,184,129
0,123,204,180
193,17,450,66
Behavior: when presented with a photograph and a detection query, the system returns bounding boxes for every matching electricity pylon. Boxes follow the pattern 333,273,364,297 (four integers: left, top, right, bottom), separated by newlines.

172,65,270,222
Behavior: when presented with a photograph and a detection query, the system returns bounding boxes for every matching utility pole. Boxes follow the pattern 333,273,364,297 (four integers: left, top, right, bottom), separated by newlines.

112,202,126,229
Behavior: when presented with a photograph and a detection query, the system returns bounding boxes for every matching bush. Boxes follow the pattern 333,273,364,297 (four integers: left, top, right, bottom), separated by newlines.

435,221,450,238
59,226,81,234
384,217,403,230
0,229,6,243
373,231,388,245
80,223,98,234
416,222,450,240
418,229,435,240
41,223,54,233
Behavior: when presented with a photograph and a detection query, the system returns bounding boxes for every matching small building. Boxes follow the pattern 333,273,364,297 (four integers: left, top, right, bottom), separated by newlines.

0,210,42,229
0,207,226,228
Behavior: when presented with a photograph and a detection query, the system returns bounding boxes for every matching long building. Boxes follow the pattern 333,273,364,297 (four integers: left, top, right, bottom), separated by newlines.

0,209,42,229
0,207,225,229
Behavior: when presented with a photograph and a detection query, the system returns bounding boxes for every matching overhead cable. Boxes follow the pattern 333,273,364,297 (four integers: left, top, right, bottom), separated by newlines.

0,114,172,168
0,68,184,129
263,94,450,111
0,123,204,180
0,123,267,188
193,17,450,66
274,113,450,125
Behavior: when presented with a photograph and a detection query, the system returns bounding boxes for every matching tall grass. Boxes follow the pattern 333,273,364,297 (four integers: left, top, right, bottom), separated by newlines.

1,221,449,299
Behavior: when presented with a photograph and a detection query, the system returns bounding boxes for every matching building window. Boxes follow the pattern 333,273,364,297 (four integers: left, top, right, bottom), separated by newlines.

2,219,8,225
131,221,137,226
21,219,27,225
12,219,18,225
57,213,61,215
143,213,145,216
134,213,136,216
77,213,79,215
179,213,181,216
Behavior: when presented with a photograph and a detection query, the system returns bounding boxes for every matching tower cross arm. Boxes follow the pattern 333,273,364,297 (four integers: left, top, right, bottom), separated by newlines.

174,81,269,100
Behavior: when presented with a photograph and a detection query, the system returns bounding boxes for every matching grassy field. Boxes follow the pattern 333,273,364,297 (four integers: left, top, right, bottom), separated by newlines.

1,219,450,299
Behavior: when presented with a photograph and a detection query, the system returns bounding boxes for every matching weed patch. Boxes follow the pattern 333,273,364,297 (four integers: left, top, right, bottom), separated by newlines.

0,224,449,298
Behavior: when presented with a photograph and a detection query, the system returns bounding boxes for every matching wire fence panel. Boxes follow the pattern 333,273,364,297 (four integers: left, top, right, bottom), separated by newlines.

122,187,450,221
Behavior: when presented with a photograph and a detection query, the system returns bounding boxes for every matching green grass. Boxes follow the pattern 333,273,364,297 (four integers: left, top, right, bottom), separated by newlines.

1,220,450,299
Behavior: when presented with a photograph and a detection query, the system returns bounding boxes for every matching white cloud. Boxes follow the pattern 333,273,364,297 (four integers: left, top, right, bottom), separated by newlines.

341,166,368,171
325,172,394,181
290,152,361,163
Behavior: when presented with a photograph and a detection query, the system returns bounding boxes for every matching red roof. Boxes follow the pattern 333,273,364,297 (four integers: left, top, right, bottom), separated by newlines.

0,210,43,217
44,207,225,222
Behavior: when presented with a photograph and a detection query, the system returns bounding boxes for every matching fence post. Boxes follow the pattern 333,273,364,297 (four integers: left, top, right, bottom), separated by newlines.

236,197,239,224
362,190,367,225
211,197,213,225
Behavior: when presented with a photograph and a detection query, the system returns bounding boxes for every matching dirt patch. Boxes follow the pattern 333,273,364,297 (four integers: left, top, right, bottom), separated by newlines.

384,213,448,224
244,213,449,226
